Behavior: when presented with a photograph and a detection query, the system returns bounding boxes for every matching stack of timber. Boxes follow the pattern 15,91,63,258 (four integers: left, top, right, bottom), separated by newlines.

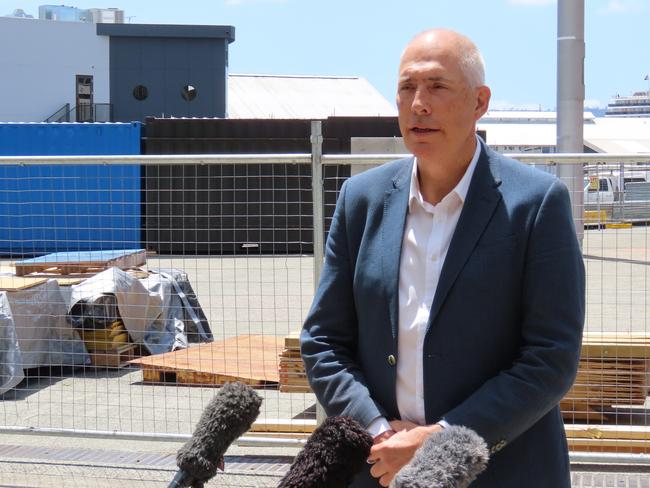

129,335,284,387
561,333,650,421
80,319,137,368
14,249,147,277
278,332,311,393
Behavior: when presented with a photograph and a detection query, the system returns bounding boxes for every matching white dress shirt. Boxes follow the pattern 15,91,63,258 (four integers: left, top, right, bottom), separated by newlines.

367,137,481,437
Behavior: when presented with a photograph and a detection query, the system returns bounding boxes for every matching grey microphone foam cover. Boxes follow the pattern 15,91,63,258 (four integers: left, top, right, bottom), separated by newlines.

390,425,489,488
175,381,262,485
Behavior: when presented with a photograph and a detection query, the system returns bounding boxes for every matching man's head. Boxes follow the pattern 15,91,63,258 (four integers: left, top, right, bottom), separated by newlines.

397,29,491,167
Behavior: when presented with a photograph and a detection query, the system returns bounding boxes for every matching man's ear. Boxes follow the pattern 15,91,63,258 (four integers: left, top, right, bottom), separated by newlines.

475,85,491,119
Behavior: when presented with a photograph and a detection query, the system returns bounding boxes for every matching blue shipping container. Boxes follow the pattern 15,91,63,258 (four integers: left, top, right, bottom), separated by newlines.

0,123,141,255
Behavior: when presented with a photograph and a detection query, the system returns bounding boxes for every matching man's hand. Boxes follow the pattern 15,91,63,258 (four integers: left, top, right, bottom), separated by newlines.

372,429,396,445
367,423,443,487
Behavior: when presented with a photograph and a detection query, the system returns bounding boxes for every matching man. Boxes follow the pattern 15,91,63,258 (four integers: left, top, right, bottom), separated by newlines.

301,29,585,487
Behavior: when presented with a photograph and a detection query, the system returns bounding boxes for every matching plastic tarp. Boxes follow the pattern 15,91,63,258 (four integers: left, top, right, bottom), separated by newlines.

68,267,211,355
0,292,23,395
0,280,89,395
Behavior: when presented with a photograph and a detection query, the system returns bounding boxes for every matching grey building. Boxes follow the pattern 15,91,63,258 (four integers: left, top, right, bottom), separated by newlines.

98,24,234,122
0,17,235,122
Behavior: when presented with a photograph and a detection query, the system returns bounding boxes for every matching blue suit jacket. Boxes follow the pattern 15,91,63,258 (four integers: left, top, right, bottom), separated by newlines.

301,141,585,487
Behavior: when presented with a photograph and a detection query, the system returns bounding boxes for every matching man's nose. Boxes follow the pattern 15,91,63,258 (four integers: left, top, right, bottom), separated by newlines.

411,86,431,115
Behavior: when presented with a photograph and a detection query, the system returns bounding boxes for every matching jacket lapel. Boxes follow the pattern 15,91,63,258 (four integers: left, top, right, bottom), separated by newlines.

382,158,413,340
427,144,503,332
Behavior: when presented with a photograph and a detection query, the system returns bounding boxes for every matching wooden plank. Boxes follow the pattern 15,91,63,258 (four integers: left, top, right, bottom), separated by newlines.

284,332,300,349
90,344,137,368
565,424,650,440
130,335,283,386
567,438,650,453
0,276,49,291
279,385,313,393
251,419,316,433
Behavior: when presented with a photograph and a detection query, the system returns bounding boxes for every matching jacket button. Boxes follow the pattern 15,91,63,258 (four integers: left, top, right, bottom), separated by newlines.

387,355,396,366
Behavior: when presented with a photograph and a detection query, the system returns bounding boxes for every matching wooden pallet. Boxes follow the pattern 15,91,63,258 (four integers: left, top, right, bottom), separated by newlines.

14,249,147,277
90,344,138,368
129,335,284,387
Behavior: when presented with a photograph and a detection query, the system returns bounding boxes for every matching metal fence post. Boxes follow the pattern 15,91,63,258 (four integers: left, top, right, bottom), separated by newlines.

310,120,327,424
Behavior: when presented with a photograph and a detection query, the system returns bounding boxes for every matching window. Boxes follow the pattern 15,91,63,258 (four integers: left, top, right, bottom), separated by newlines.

133,85,148,101
181,85,197,101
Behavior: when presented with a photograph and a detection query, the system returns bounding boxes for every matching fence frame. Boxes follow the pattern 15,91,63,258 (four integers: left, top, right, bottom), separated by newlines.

1,138,650,462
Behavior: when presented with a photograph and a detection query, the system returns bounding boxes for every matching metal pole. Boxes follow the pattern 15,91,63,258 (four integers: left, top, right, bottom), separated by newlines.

310,120,327,425
311,121,324,288
557,0,585,244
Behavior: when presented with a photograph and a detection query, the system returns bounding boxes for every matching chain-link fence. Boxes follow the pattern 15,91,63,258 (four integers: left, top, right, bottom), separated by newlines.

0,142,649,486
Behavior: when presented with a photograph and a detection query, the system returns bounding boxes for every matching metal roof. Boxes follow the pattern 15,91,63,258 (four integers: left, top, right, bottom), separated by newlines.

478,112,650,153
227,74,397,119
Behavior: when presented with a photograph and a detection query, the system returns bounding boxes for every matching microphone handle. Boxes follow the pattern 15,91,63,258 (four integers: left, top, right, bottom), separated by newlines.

167,469,195,488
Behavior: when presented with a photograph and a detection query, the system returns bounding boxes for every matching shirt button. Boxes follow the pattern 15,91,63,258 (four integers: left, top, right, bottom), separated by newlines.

387,355,396,366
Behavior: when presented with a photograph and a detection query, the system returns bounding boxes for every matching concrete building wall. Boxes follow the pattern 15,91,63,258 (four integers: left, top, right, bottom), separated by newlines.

0,17,109,122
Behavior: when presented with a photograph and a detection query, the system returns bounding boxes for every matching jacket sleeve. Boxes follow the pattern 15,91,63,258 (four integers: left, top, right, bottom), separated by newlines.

442,178,585,449
300,181,387,428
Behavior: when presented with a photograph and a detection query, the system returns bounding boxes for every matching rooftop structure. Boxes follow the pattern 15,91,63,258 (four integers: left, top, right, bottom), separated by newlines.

227,74,397,119
38,4,124,23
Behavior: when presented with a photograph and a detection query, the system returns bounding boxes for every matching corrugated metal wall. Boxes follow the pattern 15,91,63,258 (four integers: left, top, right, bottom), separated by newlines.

142,117,400,255
0,123,141,255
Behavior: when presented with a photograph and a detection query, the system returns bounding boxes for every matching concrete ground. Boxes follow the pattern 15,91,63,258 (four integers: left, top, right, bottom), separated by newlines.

0,225,649,487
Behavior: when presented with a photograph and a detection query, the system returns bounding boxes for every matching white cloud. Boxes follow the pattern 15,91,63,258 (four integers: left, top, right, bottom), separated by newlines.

508,0,556,6
490,99,548,111
584,99,605,109
599,0,644,14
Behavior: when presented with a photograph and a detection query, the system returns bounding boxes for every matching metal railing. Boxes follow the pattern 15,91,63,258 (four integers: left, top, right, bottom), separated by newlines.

42,103,114,123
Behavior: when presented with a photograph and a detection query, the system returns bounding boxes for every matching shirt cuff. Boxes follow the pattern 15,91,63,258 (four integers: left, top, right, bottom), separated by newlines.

367,416,393,438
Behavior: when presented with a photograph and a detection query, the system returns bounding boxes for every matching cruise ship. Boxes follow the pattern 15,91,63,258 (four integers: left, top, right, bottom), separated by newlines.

605,90,650,117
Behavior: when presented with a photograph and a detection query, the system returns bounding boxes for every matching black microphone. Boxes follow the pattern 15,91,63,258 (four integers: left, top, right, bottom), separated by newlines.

277,416,374,488
168,381,263,488
390,425,489,488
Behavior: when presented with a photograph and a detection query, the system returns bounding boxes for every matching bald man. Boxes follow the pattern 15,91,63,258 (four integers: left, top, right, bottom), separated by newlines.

301,29,584,487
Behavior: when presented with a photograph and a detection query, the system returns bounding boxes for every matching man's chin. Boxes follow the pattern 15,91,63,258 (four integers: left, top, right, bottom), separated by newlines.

405,142,440,161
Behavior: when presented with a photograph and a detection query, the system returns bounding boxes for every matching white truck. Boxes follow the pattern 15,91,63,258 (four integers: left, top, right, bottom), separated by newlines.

583,167,650,223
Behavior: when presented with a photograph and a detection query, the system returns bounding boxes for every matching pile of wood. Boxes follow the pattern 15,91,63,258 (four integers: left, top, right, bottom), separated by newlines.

561,333,650,420
279,332,311,393
79,319,137,368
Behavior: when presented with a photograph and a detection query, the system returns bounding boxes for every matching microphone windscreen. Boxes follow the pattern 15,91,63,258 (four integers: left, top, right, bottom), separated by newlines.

390,425,489,488
176,381,262,484
278,416,373,488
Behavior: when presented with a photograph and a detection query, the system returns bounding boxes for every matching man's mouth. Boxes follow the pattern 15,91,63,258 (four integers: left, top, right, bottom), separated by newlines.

410,127,437,134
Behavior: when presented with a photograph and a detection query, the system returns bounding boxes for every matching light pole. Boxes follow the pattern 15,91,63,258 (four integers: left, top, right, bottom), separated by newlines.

557,0,585,245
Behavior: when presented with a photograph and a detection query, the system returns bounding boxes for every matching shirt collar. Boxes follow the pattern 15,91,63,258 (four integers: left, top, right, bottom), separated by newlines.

408,135,482,211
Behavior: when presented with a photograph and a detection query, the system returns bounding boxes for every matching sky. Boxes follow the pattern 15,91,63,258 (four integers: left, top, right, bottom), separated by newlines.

6,0,650,110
